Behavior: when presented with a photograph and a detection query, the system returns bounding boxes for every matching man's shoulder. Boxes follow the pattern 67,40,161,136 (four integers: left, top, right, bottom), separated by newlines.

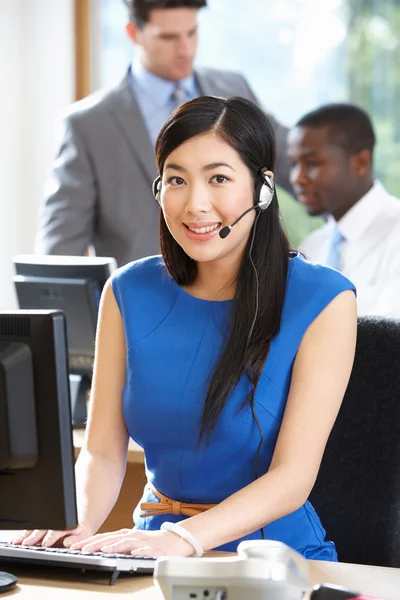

368,184,400,243
196,66,249,89
381,187,400,217
196,66,245,82
63,72,130,122
299,222,331,251
195,67,256,100
380,196,400,250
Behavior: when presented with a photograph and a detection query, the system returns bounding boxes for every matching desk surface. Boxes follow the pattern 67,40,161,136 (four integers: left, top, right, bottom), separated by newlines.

73,429,144,464
62,437,399,598
2,557,400,599
59,440,400,598
1,531,399,598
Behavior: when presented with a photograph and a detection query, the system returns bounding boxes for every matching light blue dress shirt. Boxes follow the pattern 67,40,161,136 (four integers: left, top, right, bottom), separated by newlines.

130,60,201,146
326,226,346,271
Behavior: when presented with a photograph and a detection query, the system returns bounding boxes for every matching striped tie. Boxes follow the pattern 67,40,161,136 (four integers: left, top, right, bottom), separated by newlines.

171,85,186,111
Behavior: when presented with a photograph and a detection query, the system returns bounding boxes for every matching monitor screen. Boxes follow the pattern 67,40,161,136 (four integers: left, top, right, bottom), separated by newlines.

0,310,77,531
12,255,116,427
13,255,116,374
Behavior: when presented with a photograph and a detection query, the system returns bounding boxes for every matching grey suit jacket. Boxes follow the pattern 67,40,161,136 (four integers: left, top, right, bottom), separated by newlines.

37,68,291,266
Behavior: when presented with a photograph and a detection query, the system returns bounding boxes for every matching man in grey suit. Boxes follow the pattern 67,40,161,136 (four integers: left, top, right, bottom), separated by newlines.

37,0,291,266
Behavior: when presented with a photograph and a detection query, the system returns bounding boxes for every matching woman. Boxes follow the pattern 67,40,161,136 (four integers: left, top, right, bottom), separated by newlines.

14,96,357,559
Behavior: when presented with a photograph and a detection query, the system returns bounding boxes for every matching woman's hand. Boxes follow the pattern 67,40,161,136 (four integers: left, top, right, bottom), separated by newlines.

11,523,93,548
70,527,195,557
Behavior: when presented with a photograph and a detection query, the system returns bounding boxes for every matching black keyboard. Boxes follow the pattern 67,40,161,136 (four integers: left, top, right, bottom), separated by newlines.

0,541,156,583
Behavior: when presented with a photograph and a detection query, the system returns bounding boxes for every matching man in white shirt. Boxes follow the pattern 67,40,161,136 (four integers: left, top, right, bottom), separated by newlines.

287,103,400,317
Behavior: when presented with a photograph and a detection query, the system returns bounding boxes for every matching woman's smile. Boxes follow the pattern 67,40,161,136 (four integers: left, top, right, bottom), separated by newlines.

183,221,222,241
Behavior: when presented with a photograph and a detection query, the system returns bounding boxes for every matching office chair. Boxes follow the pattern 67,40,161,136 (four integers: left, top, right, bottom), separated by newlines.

309,315,400,567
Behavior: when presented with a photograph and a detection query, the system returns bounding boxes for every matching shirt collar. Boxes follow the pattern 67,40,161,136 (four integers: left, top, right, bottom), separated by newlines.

131,59,197,107
328,180,387,242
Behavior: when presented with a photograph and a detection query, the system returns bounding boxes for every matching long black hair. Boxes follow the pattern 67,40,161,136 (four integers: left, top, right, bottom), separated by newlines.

155,96,290,442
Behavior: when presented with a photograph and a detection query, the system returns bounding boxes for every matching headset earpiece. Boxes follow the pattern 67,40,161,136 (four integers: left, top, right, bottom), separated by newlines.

152,176,162,203
256,170,275,211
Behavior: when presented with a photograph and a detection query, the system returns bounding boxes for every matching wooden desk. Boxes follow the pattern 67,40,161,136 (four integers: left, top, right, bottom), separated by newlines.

73,430,146,533
2,559,400,599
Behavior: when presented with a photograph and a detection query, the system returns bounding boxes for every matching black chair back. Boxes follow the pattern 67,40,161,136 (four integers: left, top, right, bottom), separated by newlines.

309,316,400,566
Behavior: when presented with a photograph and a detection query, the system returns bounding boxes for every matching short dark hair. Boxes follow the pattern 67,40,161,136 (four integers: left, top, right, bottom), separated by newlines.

124,0,207,27
156,96,289,442
296,103,376,155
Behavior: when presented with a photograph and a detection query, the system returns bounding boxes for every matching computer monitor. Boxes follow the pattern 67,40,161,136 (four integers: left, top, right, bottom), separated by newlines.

12,255,117,426
0,310,77,530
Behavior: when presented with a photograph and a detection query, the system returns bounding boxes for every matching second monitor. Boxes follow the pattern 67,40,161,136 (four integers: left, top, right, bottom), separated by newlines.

13,255,117,427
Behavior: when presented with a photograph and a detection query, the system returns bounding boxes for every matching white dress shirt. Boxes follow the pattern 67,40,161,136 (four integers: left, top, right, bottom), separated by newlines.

299,181,400,317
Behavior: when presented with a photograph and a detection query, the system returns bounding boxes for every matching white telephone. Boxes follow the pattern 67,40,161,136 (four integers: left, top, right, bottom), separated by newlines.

154,540,312,600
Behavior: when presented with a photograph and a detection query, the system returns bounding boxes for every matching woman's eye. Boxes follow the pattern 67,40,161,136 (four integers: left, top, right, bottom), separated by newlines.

168,176,185,186
211,175,229,184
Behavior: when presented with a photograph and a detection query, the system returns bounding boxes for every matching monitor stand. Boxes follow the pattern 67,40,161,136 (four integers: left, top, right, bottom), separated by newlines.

69,374,90,428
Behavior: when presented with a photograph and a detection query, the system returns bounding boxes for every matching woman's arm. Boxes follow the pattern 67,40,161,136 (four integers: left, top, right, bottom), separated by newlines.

182,289,357,550
72,279,129,536
15,279,129,548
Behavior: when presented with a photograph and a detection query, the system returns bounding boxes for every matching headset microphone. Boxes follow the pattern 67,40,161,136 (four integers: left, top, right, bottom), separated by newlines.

219,205,258,238
218,170,275,239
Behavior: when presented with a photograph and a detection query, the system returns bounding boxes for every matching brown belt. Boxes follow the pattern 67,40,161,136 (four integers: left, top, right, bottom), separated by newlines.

140,483,217,518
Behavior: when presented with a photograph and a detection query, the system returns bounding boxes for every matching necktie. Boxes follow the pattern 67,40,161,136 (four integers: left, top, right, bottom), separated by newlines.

326,226,345,271
171,85,186,111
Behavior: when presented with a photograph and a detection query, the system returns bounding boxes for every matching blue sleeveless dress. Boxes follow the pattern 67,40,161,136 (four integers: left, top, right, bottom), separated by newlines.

111,253,356,560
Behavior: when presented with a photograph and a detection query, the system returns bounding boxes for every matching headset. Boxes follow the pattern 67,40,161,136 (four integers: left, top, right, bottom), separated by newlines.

152,168,275,540
152,176,162,203
254,169,275,210
151,169,275,236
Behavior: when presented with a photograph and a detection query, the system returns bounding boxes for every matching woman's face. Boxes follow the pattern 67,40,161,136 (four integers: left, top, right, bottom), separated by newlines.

160,132,258,265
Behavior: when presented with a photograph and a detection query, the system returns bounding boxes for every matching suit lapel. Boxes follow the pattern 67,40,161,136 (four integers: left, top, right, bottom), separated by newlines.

107,71,157,184
106,69,230,183
196,70,215,96
196,69,241,99
196,69,228,97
